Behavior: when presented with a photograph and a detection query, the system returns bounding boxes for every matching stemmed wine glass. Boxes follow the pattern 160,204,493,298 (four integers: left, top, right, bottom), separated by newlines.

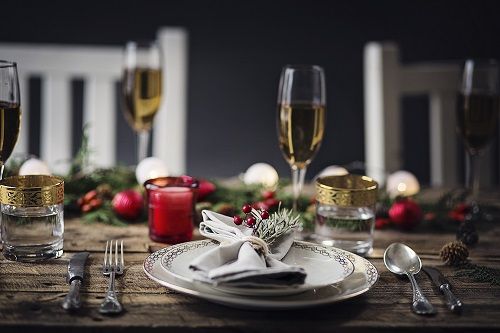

0,61,21,180
457,60,500,201
122,41,162,163
277,65,326,210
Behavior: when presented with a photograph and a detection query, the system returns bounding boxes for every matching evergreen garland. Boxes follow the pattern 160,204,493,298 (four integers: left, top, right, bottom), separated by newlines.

455,262,500,286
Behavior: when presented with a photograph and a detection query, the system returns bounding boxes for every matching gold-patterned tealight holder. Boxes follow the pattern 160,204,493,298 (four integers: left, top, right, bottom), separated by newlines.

0,175,64,262
313,174,378,256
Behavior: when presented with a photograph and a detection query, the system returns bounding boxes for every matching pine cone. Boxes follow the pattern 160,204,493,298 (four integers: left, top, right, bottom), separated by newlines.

214,203,235,216
440,241,469,266
96,183,113,199
457,221,479,246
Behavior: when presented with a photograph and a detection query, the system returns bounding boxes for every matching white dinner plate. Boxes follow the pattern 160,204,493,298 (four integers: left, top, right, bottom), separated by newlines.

158,239,354,296
144,240,378,309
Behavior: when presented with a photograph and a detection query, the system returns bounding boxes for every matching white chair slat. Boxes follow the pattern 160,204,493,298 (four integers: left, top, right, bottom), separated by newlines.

429,91,458,186
363,42,401,185
83,75,116,168
362,41,492,187
400,65,460,94
41,73,72,174
13,73,29,156
0,27,188,173
154,28,188,174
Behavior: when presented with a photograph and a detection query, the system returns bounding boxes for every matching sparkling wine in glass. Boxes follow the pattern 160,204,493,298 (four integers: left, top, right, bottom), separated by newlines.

277,65,326,210
122,41,162,163
457,60,500,200
0,60,21,180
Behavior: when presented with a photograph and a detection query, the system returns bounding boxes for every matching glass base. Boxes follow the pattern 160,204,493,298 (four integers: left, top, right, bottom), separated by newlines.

2,239,63,262
149,232,192,245
310,235,373,256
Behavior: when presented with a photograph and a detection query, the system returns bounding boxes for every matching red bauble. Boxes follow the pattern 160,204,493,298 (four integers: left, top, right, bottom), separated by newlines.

388,199,422,230
264,198,279,209
197,179,216,201
252,201,269,211
448,203,471,222
112,190,144,220
262,190,275,200
375,217,391,230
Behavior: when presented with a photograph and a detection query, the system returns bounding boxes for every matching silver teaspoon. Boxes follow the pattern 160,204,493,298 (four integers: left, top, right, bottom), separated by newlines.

384,243,436,315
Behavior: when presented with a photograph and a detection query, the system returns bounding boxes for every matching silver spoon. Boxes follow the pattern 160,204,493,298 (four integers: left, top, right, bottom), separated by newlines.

384,243,436,315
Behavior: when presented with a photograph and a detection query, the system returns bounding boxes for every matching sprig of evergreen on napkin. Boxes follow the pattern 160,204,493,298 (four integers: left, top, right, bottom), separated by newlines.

253,205,301,244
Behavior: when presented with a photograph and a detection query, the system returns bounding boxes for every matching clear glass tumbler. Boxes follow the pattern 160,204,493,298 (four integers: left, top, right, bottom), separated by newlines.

313,174,378,256
0,175,64,261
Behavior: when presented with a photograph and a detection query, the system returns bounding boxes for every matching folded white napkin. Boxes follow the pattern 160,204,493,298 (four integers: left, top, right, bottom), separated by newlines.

189,210,306,288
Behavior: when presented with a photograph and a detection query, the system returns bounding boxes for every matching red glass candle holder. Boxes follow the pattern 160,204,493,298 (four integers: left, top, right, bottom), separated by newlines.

144,176,198,244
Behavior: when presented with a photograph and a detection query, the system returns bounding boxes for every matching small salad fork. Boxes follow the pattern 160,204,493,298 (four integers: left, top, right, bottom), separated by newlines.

99,240,124,315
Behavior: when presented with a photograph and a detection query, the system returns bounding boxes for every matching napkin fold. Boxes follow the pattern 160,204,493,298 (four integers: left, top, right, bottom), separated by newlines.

189,210,306,288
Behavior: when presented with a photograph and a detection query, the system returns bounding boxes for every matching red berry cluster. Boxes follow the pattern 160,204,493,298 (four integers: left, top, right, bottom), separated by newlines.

233,204,270,229
77,190,103,213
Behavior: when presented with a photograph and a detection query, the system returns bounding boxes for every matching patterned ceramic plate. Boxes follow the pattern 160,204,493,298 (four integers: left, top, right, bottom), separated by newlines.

157,240,354,296
144,240,378,309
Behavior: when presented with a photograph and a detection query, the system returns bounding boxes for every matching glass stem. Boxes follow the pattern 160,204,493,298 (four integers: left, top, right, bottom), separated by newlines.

0,162,4,180
466,152,480,201
138,131,150,163
291,165,307,211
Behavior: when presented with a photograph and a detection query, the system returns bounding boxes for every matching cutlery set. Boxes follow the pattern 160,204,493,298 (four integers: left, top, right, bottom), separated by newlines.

384,242,463,315
62,240,125,315
60,239,460,315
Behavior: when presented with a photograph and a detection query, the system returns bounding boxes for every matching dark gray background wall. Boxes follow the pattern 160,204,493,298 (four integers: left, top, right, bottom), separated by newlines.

2,0,500,184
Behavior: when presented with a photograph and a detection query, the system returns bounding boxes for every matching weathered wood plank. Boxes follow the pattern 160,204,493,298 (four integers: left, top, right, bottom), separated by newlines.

0,290,499,332
1,217,500,332
60,215,500,257
1,254,499,301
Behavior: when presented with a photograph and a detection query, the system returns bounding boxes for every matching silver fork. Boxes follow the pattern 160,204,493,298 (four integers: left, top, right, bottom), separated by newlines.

99,240,124,314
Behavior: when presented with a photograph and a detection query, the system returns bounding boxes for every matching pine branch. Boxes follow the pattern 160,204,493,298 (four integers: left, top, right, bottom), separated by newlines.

68,124,92,177
253,204,301,244
82,203,128,227
455,262,500,286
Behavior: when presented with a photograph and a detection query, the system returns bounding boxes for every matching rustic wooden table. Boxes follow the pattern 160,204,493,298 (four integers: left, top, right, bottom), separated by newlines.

0,216,499,332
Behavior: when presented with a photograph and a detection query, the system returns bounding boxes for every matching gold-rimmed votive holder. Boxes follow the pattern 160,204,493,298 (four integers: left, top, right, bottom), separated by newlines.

313,174,378,256
0,175,64,261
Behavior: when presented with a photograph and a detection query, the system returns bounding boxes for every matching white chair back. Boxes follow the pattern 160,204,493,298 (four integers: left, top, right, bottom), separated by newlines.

363,42,497,187
0,27,188,175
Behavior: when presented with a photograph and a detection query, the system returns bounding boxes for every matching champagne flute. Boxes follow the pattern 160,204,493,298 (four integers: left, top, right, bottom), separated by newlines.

122,41,162,163
277,65,326,210
457,60,500,201
0,60,21,180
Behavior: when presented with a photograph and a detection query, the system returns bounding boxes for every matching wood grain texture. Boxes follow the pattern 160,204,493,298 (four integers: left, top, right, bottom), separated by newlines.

0,218,499,332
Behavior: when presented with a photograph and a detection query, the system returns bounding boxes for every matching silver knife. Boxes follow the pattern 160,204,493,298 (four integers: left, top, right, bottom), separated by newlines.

422,266,463,312
62,252,90,311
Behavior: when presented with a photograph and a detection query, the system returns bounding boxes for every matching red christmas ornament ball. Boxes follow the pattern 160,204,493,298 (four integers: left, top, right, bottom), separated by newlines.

262,190,275,200
388,199,422,230
112,190,144,220
375,217,391,230
197,179,216,201
252,201,269,211
264,198,279,209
